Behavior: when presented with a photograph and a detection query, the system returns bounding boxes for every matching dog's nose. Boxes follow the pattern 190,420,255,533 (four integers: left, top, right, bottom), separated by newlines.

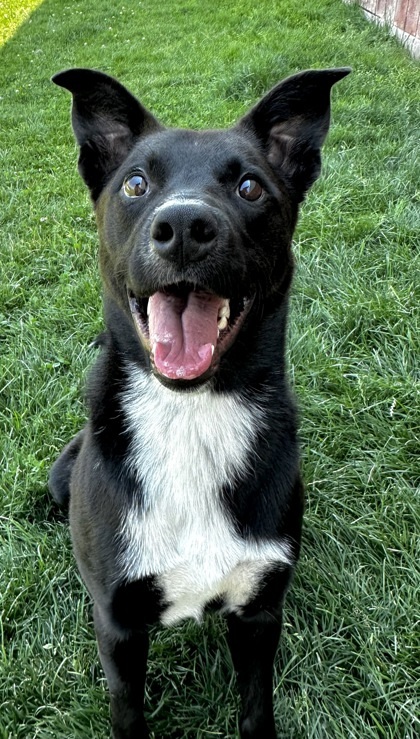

150,201,217,266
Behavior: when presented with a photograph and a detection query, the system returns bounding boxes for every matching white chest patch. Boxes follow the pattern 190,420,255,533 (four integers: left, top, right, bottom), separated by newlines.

119,366,293,625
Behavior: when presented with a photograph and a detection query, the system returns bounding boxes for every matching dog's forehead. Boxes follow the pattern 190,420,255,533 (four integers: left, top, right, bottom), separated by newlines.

126,127,263,179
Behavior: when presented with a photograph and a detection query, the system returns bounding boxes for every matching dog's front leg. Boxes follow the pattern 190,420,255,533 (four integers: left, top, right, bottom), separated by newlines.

94,604,150,739
227,609,282,739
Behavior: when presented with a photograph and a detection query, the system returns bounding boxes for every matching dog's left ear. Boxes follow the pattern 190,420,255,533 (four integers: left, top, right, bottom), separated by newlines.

237,68,351,201
52,68,163,201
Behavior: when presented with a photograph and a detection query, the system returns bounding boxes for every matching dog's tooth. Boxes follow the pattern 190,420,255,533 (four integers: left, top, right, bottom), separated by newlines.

211,344,215,356
146,300,150,317
217,299,230,320
217,316,228,330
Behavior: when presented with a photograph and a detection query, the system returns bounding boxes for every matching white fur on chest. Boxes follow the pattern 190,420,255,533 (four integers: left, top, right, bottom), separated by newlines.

120,366,293,625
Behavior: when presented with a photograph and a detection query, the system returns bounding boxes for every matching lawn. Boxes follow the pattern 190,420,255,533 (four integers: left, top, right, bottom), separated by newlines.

0,0,419,737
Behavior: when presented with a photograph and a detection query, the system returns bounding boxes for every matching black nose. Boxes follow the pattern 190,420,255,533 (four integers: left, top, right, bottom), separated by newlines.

150,201,217,267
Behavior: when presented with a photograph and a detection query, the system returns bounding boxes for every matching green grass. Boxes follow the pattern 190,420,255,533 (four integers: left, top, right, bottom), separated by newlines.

0,0,419,737
0,0,43,44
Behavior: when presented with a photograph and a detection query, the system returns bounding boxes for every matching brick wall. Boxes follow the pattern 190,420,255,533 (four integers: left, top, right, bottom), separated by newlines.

353,0,420,56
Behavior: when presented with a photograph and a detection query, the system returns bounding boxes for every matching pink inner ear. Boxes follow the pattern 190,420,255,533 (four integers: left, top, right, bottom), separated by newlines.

267,128,296,169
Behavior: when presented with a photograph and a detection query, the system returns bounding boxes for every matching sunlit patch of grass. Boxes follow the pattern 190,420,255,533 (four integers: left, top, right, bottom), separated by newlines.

0,0,44,45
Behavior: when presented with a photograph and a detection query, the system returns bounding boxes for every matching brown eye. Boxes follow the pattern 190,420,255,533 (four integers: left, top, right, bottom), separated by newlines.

123,173,148,198
237,177,263,201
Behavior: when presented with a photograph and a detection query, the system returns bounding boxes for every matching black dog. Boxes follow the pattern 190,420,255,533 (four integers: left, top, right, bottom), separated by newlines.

49,66,349,739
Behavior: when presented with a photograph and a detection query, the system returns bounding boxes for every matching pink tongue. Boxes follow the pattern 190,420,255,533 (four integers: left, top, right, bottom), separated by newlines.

148,290,221,379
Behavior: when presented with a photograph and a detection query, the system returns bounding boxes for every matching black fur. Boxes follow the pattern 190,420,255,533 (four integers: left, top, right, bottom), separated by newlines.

49,66,350,739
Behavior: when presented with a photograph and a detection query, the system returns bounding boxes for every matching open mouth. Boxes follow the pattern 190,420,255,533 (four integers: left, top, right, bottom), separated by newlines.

128,282,253,382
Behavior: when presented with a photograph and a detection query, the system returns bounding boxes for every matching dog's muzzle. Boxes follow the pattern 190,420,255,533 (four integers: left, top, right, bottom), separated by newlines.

126,198,254,384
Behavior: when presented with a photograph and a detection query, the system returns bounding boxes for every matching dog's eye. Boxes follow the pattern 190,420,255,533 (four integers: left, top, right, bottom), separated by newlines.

123,174,148,198
237,177,263,202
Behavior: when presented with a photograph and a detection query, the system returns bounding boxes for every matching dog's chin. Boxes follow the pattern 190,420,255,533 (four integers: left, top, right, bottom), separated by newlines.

127,283,254,389
150,367,214,392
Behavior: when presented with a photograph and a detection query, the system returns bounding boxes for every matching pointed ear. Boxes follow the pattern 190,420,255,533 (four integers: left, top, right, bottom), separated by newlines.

52,68,163,201
237,68,351,201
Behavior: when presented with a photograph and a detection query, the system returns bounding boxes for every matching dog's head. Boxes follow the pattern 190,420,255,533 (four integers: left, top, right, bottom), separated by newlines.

53,67,349,387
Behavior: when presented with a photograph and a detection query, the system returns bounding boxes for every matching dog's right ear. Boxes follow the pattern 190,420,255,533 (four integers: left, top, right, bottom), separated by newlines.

52,69,163,201
237,68,351,202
